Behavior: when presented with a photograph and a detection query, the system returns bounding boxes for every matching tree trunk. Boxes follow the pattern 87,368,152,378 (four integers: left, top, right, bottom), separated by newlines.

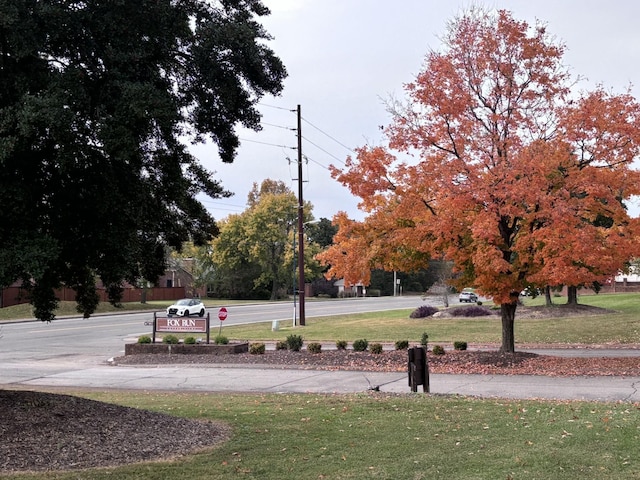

500,301,517,353
567,286,578,305
544,286,552,306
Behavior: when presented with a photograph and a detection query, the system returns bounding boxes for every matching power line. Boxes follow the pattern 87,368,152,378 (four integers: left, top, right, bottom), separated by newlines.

239,137,296,149
301,116,356,154
258,102,296,112
302,135,346,165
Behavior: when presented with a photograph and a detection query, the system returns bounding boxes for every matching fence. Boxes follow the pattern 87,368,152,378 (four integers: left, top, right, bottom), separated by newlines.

0,286,186,308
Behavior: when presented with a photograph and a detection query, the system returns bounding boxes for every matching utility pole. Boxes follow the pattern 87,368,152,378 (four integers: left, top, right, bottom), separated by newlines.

297,104,306,326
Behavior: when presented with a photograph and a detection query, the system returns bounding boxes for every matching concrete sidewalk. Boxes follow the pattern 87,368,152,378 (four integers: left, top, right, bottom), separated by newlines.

3,361,639,402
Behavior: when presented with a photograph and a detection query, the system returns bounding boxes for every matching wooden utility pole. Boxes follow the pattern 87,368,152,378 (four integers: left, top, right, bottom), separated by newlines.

297,104,306,326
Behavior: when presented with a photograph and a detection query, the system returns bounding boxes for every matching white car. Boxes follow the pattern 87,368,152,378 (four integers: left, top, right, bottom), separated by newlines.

166,299,206,317
459,289,478,303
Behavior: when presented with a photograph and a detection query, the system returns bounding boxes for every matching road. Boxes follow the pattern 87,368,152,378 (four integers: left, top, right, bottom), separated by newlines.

0,296,431,366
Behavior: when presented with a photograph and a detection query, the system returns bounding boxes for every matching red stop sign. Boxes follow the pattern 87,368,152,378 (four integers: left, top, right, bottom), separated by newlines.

218,307,228,321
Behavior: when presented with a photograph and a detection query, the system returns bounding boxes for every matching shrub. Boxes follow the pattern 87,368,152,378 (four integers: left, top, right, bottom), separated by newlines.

162,335,179,344
454,341,468,351
395,340,409,350
184,336,196,345
275,340,288,351
410,305,439,319
352,338,369,352
449,305,494,317
137,335,152,344
366,289,381,297
432,345,446,355
420,332,429,347
249,342,265,354
214,335,229,345
307,342,322,354
286,334,304,352
370,343,383,354
335,340,348,350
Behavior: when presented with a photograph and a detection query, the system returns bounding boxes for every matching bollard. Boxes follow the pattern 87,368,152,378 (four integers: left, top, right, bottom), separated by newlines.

407,346,429,393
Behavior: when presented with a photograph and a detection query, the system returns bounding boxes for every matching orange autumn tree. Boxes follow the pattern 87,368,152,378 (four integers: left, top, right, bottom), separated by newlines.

318,9,640,353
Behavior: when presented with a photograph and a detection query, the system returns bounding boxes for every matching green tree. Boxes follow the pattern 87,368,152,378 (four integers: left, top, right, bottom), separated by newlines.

209,180,321,300
0,1,286,320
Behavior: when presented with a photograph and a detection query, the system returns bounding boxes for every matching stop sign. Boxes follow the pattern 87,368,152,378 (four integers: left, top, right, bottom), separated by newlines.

218,307,228,321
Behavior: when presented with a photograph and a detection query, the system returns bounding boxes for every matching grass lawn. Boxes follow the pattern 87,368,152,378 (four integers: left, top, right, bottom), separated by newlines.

5,391,639,480
219,293,640,346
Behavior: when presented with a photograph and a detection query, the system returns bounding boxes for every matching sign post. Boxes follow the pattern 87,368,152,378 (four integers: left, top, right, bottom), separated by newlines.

217,307,227,335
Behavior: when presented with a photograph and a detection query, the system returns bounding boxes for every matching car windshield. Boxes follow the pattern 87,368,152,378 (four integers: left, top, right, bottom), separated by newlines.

176,299,191,305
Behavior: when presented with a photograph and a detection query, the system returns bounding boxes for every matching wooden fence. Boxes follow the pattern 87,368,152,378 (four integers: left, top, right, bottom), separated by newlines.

0,286,186,308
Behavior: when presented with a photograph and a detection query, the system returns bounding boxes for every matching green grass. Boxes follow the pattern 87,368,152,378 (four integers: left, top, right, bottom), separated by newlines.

224,293,640,346
5,391,639,479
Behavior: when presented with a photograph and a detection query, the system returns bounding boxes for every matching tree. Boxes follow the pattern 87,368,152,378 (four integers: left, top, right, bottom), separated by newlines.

0,0,286,320
209,180,320,300
320,8,640,352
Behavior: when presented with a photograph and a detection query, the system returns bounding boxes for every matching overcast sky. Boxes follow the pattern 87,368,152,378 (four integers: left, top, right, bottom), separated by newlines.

194,0,640,222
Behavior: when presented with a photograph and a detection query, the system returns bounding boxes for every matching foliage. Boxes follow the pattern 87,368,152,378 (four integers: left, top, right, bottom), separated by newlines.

454,341,468,351
307,342,322,354
420,332,429,347
209,180,322,300
0,1,286,321
137,335,152,344
449,306,495,317
335,340,348,350
249,343,265,355
275,340,288,351
370,342,383,354
184,336,196,345
409,305,439,319
395,340,409,350
432,345,446,355
352,338,369,352
162,335,179,345
285,334,304,352
319,8,640,353
214,335,229,345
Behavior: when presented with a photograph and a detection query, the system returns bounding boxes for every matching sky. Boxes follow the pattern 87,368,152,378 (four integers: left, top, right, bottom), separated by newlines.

193,0,640,222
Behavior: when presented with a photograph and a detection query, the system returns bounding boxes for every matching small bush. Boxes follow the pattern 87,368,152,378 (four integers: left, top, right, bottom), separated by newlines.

476,301,483,306
432,345,446,355
454,341,468,351
184,336,196,345
410,305,439,319
286,334,304,352
307,342,322,354
137,335,152,344
249,342,265,354
335,340,348,350
370,343,383,354
162,335,179,344
366,289,381,297
214,335,229,345
449,305,493,317
395,340,409,350
420,332,429,347
275,340,288,351
352,338,369,352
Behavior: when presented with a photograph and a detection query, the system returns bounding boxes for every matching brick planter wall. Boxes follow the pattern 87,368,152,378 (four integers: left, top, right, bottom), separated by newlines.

124,342,249,356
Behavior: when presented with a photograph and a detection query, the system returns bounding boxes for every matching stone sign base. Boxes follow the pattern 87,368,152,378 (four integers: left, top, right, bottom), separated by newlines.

125,342,249,356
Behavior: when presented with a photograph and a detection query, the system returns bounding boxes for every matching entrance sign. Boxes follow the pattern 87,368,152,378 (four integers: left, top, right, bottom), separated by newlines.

156,317,207,333
152,312,211,344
